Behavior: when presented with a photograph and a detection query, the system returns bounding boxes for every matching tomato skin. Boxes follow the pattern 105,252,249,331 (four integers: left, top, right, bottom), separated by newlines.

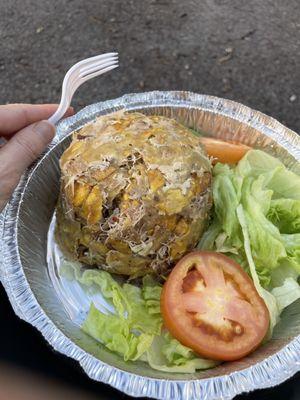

161,251,270,361
199,137,250,164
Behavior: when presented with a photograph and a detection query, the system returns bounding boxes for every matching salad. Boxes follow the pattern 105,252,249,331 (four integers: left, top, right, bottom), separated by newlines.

57,111,300,373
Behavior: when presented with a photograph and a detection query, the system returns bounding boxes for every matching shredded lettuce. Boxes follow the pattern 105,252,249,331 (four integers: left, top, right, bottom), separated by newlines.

83,302,154,361
61,149,300,371
61,262,215,372
77,270,162,359
280,234,300,274
143,332,218,373
268,199,300,234
199,150,300,331
271,277,300,313
270,262,299,287
236,150,300,198
236,205,279,333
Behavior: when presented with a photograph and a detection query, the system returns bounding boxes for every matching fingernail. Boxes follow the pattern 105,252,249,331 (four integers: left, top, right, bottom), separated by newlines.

33,120,55,143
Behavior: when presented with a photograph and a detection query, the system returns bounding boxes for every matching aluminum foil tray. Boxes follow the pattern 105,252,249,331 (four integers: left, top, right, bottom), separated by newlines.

1,91,300,400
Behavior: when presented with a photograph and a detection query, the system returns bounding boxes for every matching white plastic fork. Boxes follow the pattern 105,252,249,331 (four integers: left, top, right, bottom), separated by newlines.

48,52,119,125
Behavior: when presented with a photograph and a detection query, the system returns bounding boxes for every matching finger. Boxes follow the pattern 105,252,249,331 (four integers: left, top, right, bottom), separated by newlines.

0,137,7,148
0,104,74,135
2,119,55,172
0,120,55,209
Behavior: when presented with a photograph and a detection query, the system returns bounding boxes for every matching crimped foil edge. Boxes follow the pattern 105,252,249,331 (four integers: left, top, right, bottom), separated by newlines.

0,91,300,400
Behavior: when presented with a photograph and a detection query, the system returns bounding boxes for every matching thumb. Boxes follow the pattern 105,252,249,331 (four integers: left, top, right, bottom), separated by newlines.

4,120,55,172
0,120,55,209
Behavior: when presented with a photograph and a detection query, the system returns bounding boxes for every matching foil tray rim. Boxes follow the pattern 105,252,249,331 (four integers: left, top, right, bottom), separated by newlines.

0,90,300,400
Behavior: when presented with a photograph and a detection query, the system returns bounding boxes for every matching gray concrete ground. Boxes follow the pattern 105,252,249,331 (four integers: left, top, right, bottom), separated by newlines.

1,0,300,132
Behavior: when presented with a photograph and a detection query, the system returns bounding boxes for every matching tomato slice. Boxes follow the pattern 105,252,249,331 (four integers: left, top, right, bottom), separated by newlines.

199,137,251,164
161,251,269,361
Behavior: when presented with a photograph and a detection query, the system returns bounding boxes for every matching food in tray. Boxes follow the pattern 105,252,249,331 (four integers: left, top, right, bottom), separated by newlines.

161,251,270,361
57,111,300,372
56,111,212,278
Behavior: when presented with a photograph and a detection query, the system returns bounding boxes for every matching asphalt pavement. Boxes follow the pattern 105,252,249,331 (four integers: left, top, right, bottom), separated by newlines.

1,0,300,132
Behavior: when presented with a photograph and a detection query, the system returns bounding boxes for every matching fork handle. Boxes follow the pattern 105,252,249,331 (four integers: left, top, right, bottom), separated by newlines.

48,101,69,125
48,52,118,125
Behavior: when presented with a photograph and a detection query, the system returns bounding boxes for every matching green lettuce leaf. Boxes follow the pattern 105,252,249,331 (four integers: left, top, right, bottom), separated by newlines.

61,263,162,361
271,277,300,313
142,275,163,315
236,149,282,178
144,332,218,373
199,150,300,286
236,205,279,333
280,234,300,274
82,303,154,361
197,220,222,251
61,263,215,371
236,150,300,199
122,282,162,335
268,199,300,234
212,163,242,248
198,149,300,333
241,176,286,273
271,262,299,287
236,206,300,332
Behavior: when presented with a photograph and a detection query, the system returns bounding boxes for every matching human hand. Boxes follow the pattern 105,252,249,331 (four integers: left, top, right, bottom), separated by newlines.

0,104,73,212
